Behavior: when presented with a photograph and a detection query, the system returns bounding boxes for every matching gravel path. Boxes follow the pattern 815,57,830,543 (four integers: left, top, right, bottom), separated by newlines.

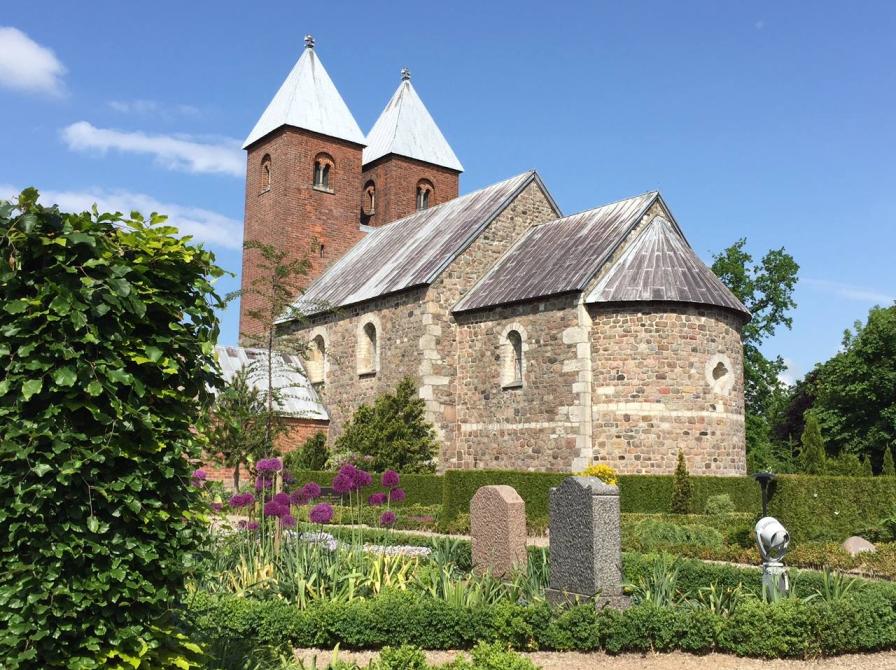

295,649,896,669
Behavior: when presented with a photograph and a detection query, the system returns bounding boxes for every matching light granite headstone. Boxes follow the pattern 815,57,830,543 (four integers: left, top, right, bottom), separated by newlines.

842,536,876,556
546,476,628,608
470,485,528,578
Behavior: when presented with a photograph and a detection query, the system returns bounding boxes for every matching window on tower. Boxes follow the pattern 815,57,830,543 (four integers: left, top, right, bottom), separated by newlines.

363,180,376,215
416,180,434,211
260,154,272,192
313,153,334,192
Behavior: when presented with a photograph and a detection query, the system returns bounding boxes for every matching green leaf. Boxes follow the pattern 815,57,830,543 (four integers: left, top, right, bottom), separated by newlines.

4,300,29,314
86,380,103,396
53,367,77,387
87,516,99,533
144,346,163,363
22,379,42,401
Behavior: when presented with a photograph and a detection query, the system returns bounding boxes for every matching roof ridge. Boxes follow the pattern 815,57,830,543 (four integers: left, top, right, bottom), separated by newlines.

533,190,658,228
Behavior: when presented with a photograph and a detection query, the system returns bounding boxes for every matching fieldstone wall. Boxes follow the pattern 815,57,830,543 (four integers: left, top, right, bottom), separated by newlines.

588,303,747,475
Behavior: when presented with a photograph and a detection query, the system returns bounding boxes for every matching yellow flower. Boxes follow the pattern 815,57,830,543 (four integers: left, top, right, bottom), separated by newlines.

576,463,618,487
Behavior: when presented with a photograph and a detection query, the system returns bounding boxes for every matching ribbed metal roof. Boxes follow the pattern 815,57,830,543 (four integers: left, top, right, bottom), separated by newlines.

363,72,463,172
585,216,750,318
284,171,545,317
454,192,658,312
214,345,328,420
243,40,365,149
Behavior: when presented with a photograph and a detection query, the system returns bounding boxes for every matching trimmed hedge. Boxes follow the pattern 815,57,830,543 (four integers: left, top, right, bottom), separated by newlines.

288,470,444,506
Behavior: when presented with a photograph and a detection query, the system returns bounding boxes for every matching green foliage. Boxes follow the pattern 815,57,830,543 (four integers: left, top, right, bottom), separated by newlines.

799,413,827,474
285,431,329,471
629,519,724,552
335,378,438,473
671,451,692,514
826,453,864,477
704,494,736,516
0,190,223,667
812,305,896,470
884,447,896,476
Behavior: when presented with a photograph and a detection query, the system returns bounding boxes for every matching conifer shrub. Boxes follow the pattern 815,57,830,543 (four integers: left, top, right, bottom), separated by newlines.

704,493,736,516
883,448,896,476
800,413,827,474
0,191,223,668
285,430,329,471
671,450,692,514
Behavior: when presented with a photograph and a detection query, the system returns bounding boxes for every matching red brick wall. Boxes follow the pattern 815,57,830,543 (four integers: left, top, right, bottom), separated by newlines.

201,417,329,489
240,127,365,343
360,155,460,228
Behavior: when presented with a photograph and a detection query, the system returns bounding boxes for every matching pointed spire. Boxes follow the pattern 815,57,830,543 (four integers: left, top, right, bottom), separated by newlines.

363,69,463,172
243,37,365,149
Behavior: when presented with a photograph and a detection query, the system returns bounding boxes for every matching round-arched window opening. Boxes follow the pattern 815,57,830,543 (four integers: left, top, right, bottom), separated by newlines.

260,154,272,191
313,153,335,191
416,180,434,211
712,361,729,381
705,354,735,395
363,180,376,215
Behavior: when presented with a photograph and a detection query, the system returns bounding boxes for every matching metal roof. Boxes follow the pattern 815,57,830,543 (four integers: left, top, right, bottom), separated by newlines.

362,71,463,172
243,38,365,149
214,345,328,420
585,216,750,318
284,171,547,317
454,192,658,312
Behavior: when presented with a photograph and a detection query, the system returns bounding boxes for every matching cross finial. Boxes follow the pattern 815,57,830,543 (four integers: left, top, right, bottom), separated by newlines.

400,67,411,81
304,34,315,49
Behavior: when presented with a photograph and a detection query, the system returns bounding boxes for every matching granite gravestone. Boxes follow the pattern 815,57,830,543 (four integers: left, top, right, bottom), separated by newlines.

546,476,628,608
470,485,528,578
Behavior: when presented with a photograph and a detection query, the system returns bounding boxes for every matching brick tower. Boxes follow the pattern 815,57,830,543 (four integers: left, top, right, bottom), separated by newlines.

360,68,463,228
239,35,366,343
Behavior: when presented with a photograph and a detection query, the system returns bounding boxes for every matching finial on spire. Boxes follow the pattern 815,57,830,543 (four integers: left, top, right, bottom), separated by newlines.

400,67,411,81
304,34,315,49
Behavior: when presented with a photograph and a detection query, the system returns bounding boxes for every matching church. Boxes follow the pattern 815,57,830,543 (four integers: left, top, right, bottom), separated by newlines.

237,36,750,476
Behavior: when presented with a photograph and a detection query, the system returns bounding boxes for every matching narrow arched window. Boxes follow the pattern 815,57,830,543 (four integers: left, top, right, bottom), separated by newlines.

313,153,334,191
363,181,376,215
502,329,524,388
358,322,378,376
416,180,433,211
306,334,326,385
260,154,272,191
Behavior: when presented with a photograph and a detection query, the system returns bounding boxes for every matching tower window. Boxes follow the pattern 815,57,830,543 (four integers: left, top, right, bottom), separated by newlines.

306,334,326,385
363,181,376,215
501,327,525,388
313,153,334,192
260,154,272,192
416,180,434,211
357,321,379,376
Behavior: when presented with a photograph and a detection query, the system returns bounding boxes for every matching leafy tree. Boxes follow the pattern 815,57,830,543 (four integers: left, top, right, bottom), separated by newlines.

799,412,827,475
811,305,896,471
671,450,692,514
883,448,895,476
334,378,437,473
0,190,222,667
202,368,274,489
711,239,799,468
286,430,330,471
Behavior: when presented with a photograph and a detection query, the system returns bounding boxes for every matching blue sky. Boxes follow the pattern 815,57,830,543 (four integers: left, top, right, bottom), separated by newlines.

2,1,894,382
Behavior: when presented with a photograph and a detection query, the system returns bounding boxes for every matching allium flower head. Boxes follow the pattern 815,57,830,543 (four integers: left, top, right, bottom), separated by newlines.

210,502,223,513
302,481,321,500
309,503,334,524
379,511,397,527
280,514,296,528
237,519,260,531
381,470,400,488
389,487,406,503
256,457,283,473
191,468,207,481
368,492,387,506
229,492,255,508
264,500,288,518
290,489,310,506
254,477,273,491
353,469,372,489
273,492,291,507
332,473,353,495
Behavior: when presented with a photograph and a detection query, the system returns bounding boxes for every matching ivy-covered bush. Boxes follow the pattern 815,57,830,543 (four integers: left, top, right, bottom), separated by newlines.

0,191,224,668
284,430,329,471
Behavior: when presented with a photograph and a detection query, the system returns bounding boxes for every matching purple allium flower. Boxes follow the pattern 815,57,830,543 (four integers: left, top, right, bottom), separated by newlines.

379,511,397,527
302,481,321,500
389,488,406,503
237,519,260,531
282,469,296,484
254,477,273,491
256,457,283,474
229,492,255,508
381,470,400,488
191,468,207,481
210,502,223,513
280,514,296,528
264,501,288,518
273,492,291,507
290,489,310,506
332,473,353,495
309,503,334,524
368,492,387,506
353,469,372,489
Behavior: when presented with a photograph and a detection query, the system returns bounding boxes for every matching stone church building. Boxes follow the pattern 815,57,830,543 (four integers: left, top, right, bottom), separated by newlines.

238,36,751,476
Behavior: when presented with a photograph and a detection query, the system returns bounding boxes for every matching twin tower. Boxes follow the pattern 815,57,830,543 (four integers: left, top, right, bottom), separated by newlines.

239,36,464,340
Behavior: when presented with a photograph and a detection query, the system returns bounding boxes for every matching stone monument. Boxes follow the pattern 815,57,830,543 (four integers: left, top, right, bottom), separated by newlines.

470,485,528,578
546,476,628,608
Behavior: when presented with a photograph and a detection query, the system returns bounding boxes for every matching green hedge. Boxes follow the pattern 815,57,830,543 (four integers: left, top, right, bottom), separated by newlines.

288,470,444,506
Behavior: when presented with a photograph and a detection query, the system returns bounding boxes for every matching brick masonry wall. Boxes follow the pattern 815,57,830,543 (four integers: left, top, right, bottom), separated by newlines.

360,155,459,228
240,127,365,343
588,303,747,475
453,294,583,471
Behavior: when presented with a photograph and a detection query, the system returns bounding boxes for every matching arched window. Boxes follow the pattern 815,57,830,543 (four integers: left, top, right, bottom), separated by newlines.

313,153,334,191
260,154,272,191
500,326,526,388
357,321,379,376
306,334,326,385
363,181,376,215
416,180,433,211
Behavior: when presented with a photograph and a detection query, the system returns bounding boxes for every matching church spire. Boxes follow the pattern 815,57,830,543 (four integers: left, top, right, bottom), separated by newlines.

242,36,365,149
363,69,463,172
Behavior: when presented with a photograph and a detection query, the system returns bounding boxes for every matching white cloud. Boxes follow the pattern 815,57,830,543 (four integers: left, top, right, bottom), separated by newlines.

61,121,244,177
778,357,801,387
108,99,202,118
804,278,895,305
0,26,66,96
1,183,243,250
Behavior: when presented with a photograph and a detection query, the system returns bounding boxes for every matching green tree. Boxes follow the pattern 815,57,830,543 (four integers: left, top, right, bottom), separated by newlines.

334,378,437,472
671,450,692,514
812,305,896,470
711,239,799,469
883,447,895,476
0,190,222,667
202,368,273,489
800,412,827,475
286,430,330,471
